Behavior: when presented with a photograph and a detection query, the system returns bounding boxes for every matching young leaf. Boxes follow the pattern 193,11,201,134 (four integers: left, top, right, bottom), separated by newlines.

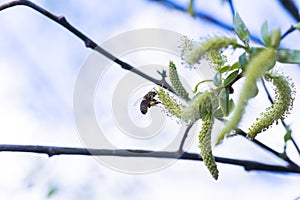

261,21,271,46
270,28,281,48
234,12,250,46
223,70,239,87
238,52,248,70
277,49,300,64
284,129,292,143
218,88,230,116
213,72,222,87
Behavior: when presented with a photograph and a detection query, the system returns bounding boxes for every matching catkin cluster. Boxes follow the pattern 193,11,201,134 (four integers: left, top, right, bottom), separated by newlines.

183,36,237,65
198,115,219,180
217,48,276,144
248,72,294,139
182,91,212,123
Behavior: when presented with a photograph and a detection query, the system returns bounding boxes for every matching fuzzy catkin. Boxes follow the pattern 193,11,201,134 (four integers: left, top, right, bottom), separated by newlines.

184,36,237,65
182,91,212,123
157,88,182,119
248,72,293,139
169,61,190,101
217,48,276,144
199,115,219,180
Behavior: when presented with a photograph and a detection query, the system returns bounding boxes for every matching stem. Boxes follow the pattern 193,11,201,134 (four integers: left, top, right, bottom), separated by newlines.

281,25,296,40
0,144,299,173
178,124,193,153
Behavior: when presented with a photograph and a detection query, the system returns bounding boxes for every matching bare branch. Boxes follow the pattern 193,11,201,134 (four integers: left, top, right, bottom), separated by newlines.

178,124,193,153
236,129,299,168
0,0,175,93
0,144,299,174
277,0,300,22
148,0,262,44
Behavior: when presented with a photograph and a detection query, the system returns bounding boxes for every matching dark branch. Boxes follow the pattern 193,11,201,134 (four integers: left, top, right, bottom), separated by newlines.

236,129,299,168
0,0,174,93
178,124,193,153
148,0,262,44
281,25,297,40
226,0,235,17
0,144,299,174
277,0,300,22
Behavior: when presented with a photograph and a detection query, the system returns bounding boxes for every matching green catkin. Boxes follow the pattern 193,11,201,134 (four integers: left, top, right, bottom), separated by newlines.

157,88,182,119
199,114,219,180
217,48,276,144
182,91,212,123
169,61,190,101
184,36,237,65
247,72,294,139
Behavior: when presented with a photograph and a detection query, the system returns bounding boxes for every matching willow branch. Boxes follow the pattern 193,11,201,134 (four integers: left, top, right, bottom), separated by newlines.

277,0,300,22
148,0,262,44
0,144,299,173
236,128,299,168
0,0,174,93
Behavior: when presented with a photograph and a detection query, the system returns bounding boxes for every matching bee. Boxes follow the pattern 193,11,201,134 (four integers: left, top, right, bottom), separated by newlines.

140,91,160,114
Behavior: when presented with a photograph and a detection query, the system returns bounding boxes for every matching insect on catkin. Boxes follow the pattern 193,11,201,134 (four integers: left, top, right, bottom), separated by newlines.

157,88,182,119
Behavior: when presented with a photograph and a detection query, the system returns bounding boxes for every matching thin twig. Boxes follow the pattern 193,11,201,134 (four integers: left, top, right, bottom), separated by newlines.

281,25,297,40
148,0,262,44
277,0,300,22
235,129,299,168
0,0,174,93
226,0,235,17
0,144,299,173
178,124,193,153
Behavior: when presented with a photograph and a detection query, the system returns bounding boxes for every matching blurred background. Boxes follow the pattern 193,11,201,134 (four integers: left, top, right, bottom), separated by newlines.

0,0,300,199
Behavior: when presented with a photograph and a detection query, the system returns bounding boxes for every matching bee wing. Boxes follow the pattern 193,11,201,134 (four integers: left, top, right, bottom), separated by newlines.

133,97,144,106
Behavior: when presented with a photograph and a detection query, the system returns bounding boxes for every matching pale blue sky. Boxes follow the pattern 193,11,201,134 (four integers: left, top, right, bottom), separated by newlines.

0,0,300,199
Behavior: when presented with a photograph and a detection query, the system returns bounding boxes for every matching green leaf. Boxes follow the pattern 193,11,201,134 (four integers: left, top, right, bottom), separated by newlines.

270,28,281,48
219,62,240,74
284,129,292,143
213,108,224,119
238,52,248,70
213,73,222,87
218,88,230,116
261,21,271,46
187,0,195,17
295,22,300,30
228,99,235,114
234,12,250,46
276,49,300,64
229,62,240,71
219,65,231,73
223,70,239,87
47,186,58,198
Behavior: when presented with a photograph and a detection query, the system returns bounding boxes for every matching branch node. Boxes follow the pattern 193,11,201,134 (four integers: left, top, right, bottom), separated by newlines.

58,15,67,23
